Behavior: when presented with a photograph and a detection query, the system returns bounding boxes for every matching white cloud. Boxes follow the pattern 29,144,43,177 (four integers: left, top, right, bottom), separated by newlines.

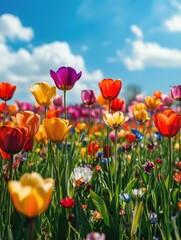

0,26,103,103
0,14,34,42
165,15,181,32
130,25,143,39
123,40,181,70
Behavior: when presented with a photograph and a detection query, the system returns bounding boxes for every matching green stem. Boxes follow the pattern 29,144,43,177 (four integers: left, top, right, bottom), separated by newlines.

114,129,118,191
88,105,91,133
29,218,35,240
64,90,67,120
168,137,172,218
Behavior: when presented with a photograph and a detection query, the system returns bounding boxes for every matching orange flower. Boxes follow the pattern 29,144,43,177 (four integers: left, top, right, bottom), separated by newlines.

46,109,60,119
93,210,102,220
99,78,122,100
110,98,124,112
153,109,181,137
87,141,100,156
0,82,16,101
145,96,161,111
0,125,28,154
12,111,40,138
173,171,181,183
97,94,108,106
153,91,162,99
125,133,136,143
177,202,181,210
94,165,101,172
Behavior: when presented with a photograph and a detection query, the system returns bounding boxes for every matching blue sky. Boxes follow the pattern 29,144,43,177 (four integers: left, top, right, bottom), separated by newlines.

0,0,181,104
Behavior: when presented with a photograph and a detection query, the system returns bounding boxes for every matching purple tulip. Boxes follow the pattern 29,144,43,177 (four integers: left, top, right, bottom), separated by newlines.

53,95,63,106
81,90,96,105
170,84,181,101
50,66,82,91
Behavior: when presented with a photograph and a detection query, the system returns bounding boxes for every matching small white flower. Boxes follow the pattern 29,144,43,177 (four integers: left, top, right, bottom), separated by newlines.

132,188,145,197
70,167,93,187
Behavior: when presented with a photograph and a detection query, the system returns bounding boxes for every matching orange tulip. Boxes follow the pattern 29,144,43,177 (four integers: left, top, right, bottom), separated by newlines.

153,91,162,99
153,109,181,137
96,94,108,106
99,78,122,100
0,125,28,154
12,111,40,138
0,82,16,101
46,109,60,119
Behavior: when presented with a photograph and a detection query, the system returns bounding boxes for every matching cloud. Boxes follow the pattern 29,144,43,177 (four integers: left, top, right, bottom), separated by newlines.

130,25,143,39
0,14,34,42
0,17,103,104
123,40,181,70
165,15,181,32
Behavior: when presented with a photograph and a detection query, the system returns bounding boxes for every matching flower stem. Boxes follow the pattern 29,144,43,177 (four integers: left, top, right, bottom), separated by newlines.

29,218,35,240
114,129,118,191
168,137,172,218
64,90,67,120
9,154,14,180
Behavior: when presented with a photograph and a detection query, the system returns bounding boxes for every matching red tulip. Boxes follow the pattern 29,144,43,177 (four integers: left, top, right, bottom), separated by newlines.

153,109,181,137
110,98,125,111
0,82,16,101
0,125,28,154
99,78,122,100
87,142,100,155
60,197,75,208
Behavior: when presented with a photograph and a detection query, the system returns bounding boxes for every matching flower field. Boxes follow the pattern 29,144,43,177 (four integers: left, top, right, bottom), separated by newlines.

0,67,180,240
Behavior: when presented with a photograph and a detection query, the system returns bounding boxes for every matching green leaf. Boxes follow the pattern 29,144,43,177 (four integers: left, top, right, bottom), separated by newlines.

90,189,110,227
75,197,92,238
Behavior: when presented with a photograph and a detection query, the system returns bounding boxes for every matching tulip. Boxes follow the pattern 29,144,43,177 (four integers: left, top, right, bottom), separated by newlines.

81,90,96,106
96,94,108,106
0,82,16,101
0,82,16,124
153,109,181,137
46,109,60,119
34,125,48,144
145,96,161,111
133,109,150,123
161,94,175,107
153,91,162,99
99,78,122,101
53,95,63,106
60,197,75,208
103,111,129,130
110,98,125,112
170,84,181,101
0,125,28,154
43,117,72,143
50,66,82,91
8,172,55,218
30,82,56,107
87,141,100,156
12,111,40,138
132,103,146,112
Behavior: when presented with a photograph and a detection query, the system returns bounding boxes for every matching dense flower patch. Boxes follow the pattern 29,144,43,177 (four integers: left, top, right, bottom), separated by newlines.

0,74,180,240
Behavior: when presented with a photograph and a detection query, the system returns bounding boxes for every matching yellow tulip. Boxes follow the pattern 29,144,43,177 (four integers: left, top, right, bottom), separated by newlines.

133,109,150,123
103,111,129,130
8,172,54,218
43,117,72,143
145,96,161,111
30,82,56,107
132,103,146,112
75,123,87,133
34,125,48,144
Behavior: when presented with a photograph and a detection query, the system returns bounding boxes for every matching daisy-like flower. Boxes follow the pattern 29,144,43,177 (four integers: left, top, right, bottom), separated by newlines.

103,111,129,130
